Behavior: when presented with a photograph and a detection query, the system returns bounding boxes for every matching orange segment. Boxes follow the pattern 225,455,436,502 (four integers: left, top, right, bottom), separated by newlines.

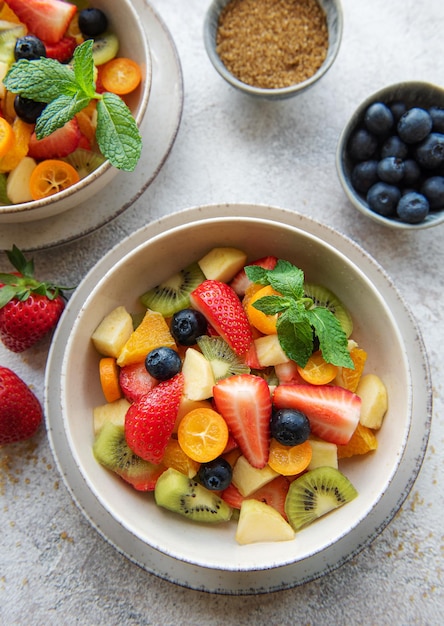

100,57,142,95
0,118,15,158
161,438,200,478
0,118,33,173
245,285,280,334
117,309,177,367
29,159,80,199
337,423,377,458
340,347,368,392
297,350,338,385
0,2,24,22
268,439,312,476
99,357,122,403
178,408,229,463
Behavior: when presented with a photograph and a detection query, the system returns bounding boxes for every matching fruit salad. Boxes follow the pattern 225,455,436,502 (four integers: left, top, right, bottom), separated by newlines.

90,247,388,545
0,0,143,205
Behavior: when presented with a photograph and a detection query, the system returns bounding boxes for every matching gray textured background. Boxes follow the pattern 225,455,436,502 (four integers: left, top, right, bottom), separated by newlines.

1,0,442,623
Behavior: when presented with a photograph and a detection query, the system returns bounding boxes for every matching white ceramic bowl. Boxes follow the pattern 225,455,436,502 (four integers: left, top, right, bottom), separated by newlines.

0,0,151,223
336,81,444,230
203,0,343,100
45,204,431,594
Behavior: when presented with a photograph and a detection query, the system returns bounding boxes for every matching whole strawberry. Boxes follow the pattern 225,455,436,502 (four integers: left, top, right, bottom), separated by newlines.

0,367,43,445
0,245,69,352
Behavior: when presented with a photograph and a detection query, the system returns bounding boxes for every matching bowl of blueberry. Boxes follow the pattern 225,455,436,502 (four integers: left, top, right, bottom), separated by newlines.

0,0,151,223
336,81,444,229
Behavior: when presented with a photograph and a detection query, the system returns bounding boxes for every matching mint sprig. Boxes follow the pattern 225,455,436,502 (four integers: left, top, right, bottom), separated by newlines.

245,260,354,369
3,40,142,171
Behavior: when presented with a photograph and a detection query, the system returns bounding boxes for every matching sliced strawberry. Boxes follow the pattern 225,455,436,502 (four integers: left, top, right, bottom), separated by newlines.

275,360,305,385
119,361,158,404
123,462,166,492
43,35,76,62
5,0,77,44
28,118,81,159
221,475,289,519
273,384,361,445
189,279,253,356
213,374,272,468
229,256,278,297
125,373,184,464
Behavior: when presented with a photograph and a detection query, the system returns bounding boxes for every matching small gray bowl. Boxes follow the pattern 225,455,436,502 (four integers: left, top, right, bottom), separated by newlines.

203,0,343,100
336,81,444,230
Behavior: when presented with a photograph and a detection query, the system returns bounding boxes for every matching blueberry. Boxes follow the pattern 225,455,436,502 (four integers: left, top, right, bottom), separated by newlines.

145,347,182,380
364,102,394,136
14,35,46,60
78,8,108,37
14,96,46,124
380,135,408,160
351,160,379,193
429,106,444,133
403,159,421,186
198,458,232,491
366,182,401,217
415,132,444,169
347,128,378,161
389,101,407,122
397,107,433,144
396,191,429,223
421,176,444,210
170,308,208,346
270,409,311,447
377,156,405,183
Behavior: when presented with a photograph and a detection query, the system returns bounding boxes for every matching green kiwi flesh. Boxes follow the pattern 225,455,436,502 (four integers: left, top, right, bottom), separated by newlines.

285,466,358,531
92,31,119,66
154,467,233,523
0,22,26,64
63,148,106,178
304,283,353,337
197,335,250,380
140,262,205,318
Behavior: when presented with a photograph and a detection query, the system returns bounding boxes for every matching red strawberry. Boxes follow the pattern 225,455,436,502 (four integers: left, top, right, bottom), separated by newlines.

5,0,77,44
189,280,253,356
0,245,69,352
43,35,77,62
119,361,158,403
213,374,272,468
28,118,81,160
273,384,361,445
0,367,43,444
229,256,278,297
125,373,184,464
221,475,290,519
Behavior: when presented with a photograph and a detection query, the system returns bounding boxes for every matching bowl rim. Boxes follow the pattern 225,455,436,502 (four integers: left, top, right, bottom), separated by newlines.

336,80,444,230
203,0,344,99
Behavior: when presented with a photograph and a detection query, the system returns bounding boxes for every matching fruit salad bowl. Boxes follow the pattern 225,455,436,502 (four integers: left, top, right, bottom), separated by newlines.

0,0,151,223
45,205,431,594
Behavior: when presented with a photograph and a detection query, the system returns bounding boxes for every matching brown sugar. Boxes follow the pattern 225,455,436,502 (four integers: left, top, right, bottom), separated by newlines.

216,0,329,89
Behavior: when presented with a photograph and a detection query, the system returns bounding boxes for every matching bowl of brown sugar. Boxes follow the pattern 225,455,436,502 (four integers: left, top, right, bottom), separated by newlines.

204,0,343,100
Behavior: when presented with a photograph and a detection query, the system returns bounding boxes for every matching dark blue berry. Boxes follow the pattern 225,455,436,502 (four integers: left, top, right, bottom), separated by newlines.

14,35,46,61
78,8,108,37
270,409,311,447
145,347,182,380
364,102,394,136
348,128,378,161
14,96,46,124
170,308,207,346
367,182,401,217
396,191,429,223
389,101,407,122
397,107,433,144
198,458,232,491
380,135,408,160
429,107,444,133
377,157,405,183
421,176,444,210
402,159,421,186
351,160,379,193
415,133,444,169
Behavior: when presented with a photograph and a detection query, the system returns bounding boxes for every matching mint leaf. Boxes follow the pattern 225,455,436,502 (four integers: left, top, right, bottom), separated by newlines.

35,93,90,138
72,39,96,97
245,265,270,285
251,294,290,316
96,92,142,171
266,259,305,299
4,58,78,102
306,308,353,368
276,314,314,366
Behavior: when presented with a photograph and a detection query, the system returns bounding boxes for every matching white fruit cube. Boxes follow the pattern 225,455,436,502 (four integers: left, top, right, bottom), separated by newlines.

232,455,278,496
91,306,134,358
93,397,131,435
198,247,247,283
182,347,216,401
356,374,388,430
308,439,338,470
254,334,290,367
235,499,295,545
6,157,37,204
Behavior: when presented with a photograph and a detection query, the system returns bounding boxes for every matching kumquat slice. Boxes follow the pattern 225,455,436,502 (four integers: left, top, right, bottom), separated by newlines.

268,439,313,476
29,159,80,200
178,407,229,463
100,57,142,95
245,285,280,335
0,117,15,158
99,357,122,403
297,350,338,385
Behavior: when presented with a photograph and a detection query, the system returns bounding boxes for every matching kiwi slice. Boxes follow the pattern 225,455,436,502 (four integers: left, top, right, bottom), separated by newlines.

285,466,358,531
154,467,233,523
63,148,106,179
0,22,26,64
140,262,205,318
92,31,119,66
197,335,250,381
304,283,353,337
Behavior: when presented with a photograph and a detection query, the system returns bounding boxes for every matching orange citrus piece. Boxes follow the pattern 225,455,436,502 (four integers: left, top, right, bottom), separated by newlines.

29,159,80,200
340,347,368,392
0,2,24,22
337,423,377,458
297,350,338,385
267,439,312,476
245,285,280,335
0,118,15,158
117,309,177,367
162,438,201,477
100,57,142,95
75,102,97,143
178,408,229,463
99,357,122,403
0,118,34,173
